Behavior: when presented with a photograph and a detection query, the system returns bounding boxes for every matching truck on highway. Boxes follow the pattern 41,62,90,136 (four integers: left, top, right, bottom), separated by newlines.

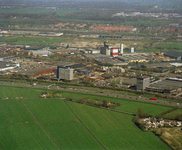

150,97,157,100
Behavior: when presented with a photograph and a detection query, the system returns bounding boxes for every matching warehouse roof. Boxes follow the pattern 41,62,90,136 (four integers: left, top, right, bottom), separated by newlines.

117,55,154,61
0,54,11,58
148,79,182,90
122,78,137,85
164,51,182,59
66,63,85,68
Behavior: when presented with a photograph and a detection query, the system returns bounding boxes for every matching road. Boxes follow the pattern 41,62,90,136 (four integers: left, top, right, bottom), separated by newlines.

0,81,181,108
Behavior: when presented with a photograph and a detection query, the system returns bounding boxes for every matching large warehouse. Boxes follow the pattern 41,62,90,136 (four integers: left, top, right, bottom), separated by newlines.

146,78,182,94
163,51,182,60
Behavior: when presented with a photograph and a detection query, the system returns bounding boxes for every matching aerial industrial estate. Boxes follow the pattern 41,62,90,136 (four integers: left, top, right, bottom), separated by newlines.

0,41,182,98
0,0,182,150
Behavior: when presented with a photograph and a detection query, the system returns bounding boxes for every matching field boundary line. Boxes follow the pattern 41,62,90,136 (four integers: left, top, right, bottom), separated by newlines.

21,101,62,150
63,100,106,150
67,99,136,116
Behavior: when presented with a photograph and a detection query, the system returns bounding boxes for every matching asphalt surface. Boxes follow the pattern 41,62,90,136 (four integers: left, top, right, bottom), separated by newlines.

0,81,181,108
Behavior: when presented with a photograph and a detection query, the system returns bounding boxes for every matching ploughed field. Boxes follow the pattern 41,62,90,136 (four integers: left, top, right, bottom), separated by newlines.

0,85,171,149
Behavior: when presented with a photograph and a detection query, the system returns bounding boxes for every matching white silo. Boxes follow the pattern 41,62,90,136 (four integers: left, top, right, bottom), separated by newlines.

131,47,134,53
120,43,123,54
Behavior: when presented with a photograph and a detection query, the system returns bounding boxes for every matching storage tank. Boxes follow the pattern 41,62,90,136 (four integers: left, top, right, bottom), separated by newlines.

111,48,118,57
120,44,123,54
131,47,134,53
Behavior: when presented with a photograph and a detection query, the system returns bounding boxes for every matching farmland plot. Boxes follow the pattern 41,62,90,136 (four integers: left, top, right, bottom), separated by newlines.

24,99,103,150
0,100,59,150
66,101,170,150
0,85,40,99
114,101,173,116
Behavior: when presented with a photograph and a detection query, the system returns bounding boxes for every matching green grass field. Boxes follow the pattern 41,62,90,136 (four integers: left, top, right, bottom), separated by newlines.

0,100,59,150
0,37,69,46
0,84,174,149
59,90,175,116
0,8,80,17
155,43,182,50
66,101,170,150
0,85,40,99
24,99,103,150
119,20,157,27
163,109,182,118
114,101,173,116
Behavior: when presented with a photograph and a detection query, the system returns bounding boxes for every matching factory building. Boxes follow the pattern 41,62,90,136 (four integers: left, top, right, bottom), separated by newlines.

137,76,150,91
85,48,100,54
56,66,73,80
117,55,153,63
101,66,125,73
100,47,110,56
146,78,182,94
163,51,182,60
111,48,118,57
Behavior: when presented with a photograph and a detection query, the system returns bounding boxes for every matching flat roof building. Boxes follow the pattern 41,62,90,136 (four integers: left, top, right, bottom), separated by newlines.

164,51,182,60
57,66,73,81
146,78,182,94
137,76,150,91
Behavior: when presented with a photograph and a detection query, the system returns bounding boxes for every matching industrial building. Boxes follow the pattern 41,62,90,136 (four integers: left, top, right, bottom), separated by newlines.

163,51,182,60
122,78,137,87
137,76,150,91
111,48,118,57
39,32,63,36
146,78,182,94
101,66,125,74
83,54,127,66
66,63,85,69
99,35,125,39
117,55,154,63
0,61,19,71
0,54,19,62
24,46,48,51
84,48,100,54
56,66,73,80
28,50,52,57
76,68,91,74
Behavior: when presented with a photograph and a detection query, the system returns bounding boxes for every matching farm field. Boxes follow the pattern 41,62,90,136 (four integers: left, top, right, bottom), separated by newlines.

163,109,182,118
0,8,80,17
0,100,59,150
118,20,157,27
24,99,103,150
0,84,176,149
0,37,70,46
66,101,170,150
114,101,174,116
0,84,40,99
155,43,182,50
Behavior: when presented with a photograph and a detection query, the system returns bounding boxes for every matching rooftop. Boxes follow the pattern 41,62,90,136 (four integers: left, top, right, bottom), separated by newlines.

164,51,182,58
149,79,182,90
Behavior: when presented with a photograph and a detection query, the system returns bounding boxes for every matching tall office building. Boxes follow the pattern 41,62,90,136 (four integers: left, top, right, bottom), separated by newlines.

57,66,73,80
